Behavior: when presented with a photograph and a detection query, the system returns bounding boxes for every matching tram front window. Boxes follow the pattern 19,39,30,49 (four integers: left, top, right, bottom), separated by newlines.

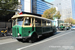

17,17,23,26
24,17,30,25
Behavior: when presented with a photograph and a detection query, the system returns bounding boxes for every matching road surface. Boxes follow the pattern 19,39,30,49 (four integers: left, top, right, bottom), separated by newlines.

0,30,75,50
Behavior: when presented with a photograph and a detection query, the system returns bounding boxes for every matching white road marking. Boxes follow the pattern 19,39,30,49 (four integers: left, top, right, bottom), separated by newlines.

0,38,17,45
17,31,74,50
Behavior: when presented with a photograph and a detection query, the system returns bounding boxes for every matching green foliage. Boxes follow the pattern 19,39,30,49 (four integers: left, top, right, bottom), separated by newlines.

73,20,75,24
0,0,18,16
53,11,61,19
64,17,75,24
42,7,56,19
42,7,61,19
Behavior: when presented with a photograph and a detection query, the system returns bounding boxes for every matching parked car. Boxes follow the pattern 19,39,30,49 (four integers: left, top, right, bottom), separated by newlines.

71,25,75,30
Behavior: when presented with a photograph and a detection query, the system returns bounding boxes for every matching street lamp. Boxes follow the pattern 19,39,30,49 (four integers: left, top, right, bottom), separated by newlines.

15,0,22,15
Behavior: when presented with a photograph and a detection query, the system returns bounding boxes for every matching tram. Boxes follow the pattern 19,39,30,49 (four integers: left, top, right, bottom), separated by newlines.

59,23,71,30
12,14,57,43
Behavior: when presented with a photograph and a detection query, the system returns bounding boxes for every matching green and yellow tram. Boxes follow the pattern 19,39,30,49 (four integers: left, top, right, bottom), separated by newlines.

59,23,71,30
12,14,57,42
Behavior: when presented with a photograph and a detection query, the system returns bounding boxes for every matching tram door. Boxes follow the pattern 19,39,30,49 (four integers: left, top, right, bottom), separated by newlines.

23,17,32,36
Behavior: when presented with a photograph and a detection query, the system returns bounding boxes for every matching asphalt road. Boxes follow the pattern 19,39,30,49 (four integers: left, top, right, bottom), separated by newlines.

0,30,75,50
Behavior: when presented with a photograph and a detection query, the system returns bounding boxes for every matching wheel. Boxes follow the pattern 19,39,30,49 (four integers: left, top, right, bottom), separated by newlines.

29,34,37,43
51,29,56,35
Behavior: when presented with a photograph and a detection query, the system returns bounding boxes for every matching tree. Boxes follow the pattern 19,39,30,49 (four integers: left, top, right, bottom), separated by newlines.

53,11,61,19
42,7,56,19
64,17,75,24
42,7,61,19
0,0,18,16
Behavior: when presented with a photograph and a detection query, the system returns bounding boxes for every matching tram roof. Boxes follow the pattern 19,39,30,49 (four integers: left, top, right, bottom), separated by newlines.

12,14,53,21
60,23,71,24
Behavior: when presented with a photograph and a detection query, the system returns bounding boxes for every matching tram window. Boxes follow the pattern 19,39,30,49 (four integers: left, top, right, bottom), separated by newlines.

50,21,51,26
46,21,51,26
52,21,56,26
35,18,41,26
42,20,46,26
17,17,23,26
24,17,31,25
65,24,68,26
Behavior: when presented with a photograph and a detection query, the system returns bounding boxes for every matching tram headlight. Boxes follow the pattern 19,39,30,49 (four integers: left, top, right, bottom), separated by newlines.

18,33,21,36
18,33,20,35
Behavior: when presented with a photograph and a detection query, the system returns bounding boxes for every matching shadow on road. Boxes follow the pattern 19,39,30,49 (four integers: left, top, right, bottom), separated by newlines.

36,32,61,42
22,32,61,43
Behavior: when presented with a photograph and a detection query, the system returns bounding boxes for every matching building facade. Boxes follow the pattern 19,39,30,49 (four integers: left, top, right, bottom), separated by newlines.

72,0,75,19
52,0,73,20
20,0,53,15
37,0,52,14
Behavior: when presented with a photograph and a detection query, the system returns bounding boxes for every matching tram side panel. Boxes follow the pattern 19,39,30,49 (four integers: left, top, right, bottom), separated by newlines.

35,26,54,35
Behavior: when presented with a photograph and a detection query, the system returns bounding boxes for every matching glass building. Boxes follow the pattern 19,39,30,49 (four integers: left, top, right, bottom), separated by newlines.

72,0,75,19
37,0,52,14
20,0,53,15
52,0,73,20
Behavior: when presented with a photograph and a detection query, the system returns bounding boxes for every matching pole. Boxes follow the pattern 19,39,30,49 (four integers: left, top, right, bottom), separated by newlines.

58,19,59,29
18,0,21,4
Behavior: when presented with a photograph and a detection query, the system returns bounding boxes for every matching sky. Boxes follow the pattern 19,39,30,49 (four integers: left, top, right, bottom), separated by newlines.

45,0,55,2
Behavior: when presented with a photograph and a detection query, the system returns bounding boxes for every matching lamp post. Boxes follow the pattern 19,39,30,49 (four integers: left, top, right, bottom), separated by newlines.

15,0,22,15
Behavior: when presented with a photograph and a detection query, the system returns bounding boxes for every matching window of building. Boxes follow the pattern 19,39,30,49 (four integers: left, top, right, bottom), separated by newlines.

59,3,61,5
57,4,58,6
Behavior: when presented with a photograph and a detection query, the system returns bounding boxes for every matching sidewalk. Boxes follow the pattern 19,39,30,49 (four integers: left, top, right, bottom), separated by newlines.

0,38,17,45
0,36,12,40
0,32,12,40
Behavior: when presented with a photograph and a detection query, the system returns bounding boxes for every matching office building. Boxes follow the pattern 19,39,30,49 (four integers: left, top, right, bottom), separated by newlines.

20,0,53,15
52,0,73,20
72,0,75,19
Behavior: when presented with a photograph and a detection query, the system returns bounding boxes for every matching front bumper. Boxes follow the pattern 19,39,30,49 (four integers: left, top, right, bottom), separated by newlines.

12,36,31,39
